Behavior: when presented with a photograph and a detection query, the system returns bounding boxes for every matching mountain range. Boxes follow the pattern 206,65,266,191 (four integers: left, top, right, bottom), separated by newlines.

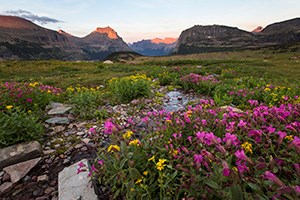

129,38,177,56
0,15,299,60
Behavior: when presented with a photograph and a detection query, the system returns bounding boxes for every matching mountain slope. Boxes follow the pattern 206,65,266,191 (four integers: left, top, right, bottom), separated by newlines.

173,25,256,54
174,18,300,54
0,15,86,60
129,38,177,56
59,27,132,60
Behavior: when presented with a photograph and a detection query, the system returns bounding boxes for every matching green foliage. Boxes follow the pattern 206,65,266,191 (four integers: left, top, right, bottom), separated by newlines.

108,74,152,103
0,108,44,148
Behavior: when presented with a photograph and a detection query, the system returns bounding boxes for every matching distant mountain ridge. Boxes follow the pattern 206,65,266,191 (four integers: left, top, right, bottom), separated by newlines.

129,38,177,56
173,18,300,54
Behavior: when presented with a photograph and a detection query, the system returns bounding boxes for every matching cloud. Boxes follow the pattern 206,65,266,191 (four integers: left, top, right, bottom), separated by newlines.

3,9,62,25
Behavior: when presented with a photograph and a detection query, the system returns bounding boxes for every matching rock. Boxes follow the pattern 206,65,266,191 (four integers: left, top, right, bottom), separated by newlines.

49,180,57,187
76,132,85,136
103,60,113,64
36,196,49,200
131,99,139,105
58,159,98,200
45,117,70,125
74,144,83,149
33,188,44,196
37,175,49,182
82,138,91,145
0,141,42,170
43,150,55,155
2,172,10,182
81,147,88,151
49,102,64,109
44,187,55,194
3,157,41,183
0,181,14,194
51,197,58,200
53,126,65,133
220,106,243,113
48,106,72,115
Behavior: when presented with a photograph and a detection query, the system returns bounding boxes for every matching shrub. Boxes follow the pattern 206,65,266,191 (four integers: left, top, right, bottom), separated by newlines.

108,74,152,103
90,100,300,199
179,73,219,96
0,107,44,148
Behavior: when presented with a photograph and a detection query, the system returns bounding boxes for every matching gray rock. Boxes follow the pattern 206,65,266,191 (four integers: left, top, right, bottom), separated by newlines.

220,106,243,113
0,141,42,170
74,144,83,149
48,106,72,115
76,132,85,136
43,149,55,155
3,157,41,183
58,159,98,200
45,117,70,125
0,181,14,194
82,138,91,144
2,172,10,182
49,102,64,109
103,60,113,64
37,174,49,182
36,196,49,200
44,187,55,194
53,126,65,133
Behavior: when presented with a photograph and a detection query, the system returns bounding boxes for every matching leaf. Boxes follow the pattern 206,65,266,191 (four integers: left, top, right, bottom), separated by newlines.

129,168,142,180
205,179,219,189
247,182,259,191
231,185,244,200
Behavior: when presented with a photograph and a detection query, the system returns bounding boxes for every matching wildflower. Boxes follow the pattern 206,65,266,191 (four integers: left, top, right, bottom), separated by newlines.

148,155,155,162
103,120,117,134
241,142,253,154
235,149,253,165
264,171,285,187
186,110,192,117
88,164,98,177
237,120,247,128
26,98,33,103
123,130,133,139
277,131,287,144
143,171,148,176
129,139,140,146
264,88,271,92
89,127,96,134
285,135,294,141
135,178,143,184
156,159,167,171
130,188,135,192
6,105,13,110
288,136,300,154
98,159,104,165
222,160,231,177
77,161,87,174
193,154,203,164
107,145,120,153
223,133,240,146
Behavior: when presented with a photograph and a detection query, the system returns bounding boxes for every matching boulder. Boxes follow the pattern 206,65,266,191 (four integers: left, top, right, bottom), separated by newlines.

48,106,71,115
0,141,41,170
3,157,41,183
45,117,70,125
58,159,98,200
103,60,113,64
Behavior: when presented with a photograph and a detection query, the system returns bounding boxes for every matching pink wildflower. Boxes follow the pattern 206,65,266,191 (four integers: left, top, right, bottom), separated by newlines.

264,171,284,187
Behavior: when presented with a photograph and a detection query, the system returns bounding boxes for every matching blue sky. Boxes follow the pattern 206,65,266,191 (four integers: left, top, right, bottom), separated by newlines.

1,0,299,42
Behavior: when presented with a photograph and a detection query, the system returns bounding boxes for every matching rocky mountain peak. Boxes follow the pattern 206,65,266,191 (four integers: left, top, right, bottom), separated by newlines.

0,15,39,29
93,26,118,39
251,26,263,33
151,37,177,44
57,29,74,37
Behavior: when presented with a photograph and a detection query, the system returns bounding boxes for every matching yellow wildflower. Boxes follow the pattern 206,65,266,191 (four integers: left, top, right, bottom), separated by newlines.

123,130,133,139
47,90,52,93
130,188,135,192
135,178,143,184
285,135,294,141
232,167,238,172
28,110,32,114
6,105,13,110
166,119,172,123
148,155,155,162
156,159,167,171
264,88,271,92
186,110,192,117
107,145,120,153
129,139,140,146
143,171,148,176
169,149,179,157
241,142,253,154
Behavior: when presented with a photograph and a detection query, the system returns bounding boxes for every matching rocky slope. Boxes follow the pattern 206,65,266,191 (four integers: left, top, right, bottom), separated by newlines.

0,15,87,60
58,27,132,60
129,38,177,56
174,18,300,54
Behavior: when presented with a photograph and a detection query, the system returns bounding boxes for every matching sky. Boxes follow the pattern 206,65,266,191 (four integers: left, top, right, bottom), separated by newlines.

1,0,299,43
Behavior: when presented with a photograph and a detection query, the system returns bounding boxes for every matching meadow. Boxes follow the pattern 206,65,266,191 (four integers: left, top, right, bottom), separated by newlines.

0,50,299,199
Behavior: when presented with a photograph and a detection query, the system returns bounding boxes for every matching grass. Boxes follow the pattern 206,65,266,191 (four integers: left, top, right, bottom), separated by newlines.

0,50,299,88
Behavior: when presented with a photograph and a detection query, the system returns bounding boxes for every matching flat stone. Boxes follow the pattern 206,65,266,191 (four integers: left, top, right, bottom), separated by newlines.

103,60,113,64
0,141,42,170
76,132,85,136
45,117,70,125
48,106,72,115
53,126,65,133
3,157,41,183
58,159,97,200
220,106,243,113
44,187,55,194
37,174,49,182
82,138,91,144
43,149,55,155
74,144,83,149
0,181,14,194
